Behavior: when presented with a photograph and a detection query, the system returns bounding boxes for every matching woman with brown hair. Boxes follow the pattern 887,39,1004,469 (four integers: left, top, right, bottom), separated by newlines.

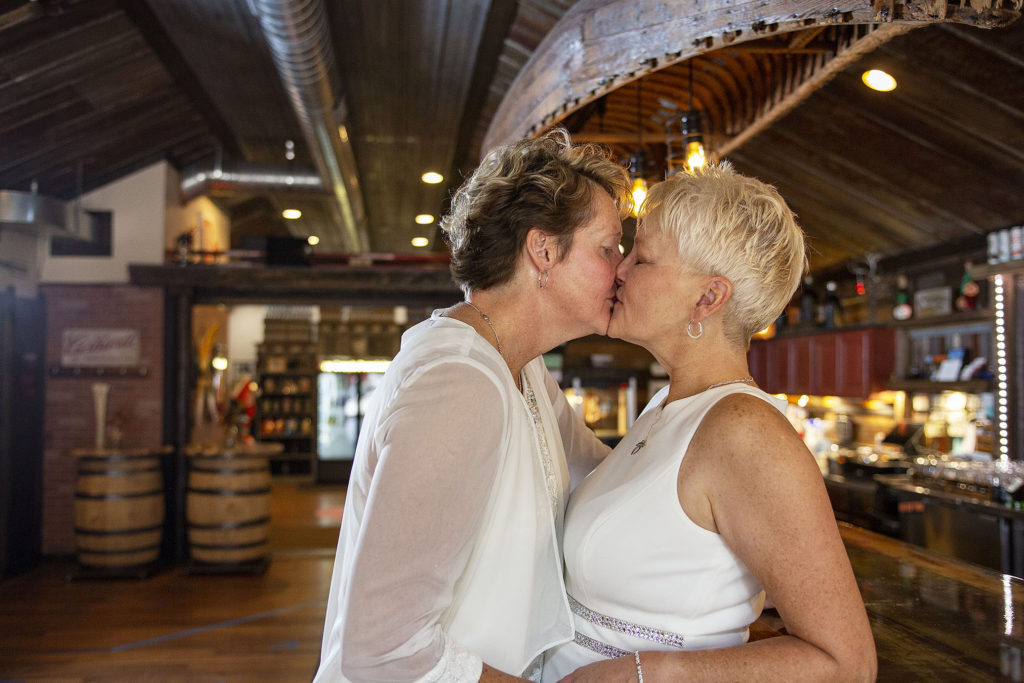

315,129,632,682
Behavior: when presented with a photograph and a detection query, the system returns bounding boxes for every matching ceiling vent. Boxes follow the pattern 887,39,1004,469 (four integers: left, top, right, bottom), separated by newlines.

0,188,68,234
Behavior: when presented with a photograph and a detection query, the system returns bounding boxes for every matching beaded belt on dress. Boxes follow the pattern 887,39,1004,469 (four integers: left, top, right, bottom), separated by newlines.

568,594,687,659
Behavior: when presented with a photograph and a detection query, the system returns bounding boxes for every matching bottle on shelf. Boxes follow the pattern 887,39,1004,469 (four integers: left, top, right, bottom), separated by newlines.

823,281,842,328
892,274,913,321
955,261,980,311
799,275,818,325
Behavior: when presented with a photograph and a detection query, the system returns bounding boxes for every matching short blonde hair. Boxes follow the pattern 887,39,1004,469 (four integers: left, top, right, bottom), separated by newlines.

642,162,807,344
442,128,630,294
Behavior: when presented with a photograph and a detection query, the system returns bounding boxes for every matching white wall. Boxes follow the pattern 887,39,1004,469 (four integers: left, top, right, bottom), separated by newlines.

163,166,229,254
227,304,267,365
40,162,170,283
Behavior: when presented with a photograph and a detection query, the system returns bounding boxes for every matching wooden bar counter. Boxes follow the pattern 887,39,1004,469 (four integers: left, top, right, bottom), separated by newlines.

839,522,1024,680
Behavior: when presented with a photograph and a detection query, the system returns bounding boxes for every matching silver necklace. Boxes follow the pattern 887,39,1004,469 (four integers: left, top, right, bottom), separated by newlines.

463,301,502,354
630,377,755,455
706,376,754,390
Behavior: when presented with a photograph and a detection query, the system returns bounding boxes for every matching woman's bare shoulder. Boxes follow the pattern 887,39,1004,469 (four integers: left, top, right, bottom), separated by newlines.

690,392,812,477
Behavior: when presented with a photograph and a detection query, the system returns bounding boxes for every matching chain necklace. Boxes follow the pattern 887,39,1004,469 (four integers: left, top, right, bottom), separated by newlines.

706,376,754,390
630,377,755,455
463,301,502,355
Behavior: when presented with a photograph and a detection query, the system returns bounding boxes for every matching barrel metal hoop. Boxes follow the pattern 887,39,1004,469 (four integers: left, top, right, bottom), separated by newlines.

74,523,164,536
186,486,271,496
188,516,270,531
76,542,162,554
79,455,160,465
75,489,164,500
190,540,267,550
189,465,268,474
79,466,162,477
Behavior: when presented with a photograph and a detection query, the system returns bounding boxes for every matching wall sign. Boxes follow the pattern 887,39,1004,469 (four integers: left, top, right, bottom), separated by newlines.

61,328,140,367
913,286,953,318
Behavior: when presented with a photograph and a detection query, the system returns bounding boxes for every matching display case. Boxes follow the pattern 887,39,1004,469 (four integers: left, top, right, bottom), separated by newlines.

255,342,317,475
970,259,1024,460
316,359,389,483
889,309,993,394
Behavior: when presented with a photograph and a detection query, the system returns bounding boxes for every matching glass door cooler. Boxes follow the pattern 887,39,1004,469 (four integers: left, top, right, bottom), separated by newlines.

316,359,389,483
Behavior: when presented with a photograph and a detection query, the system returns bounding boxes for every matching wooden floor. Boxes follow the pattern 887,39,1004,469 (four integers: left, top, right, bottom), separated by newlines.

0,477,346,682
9,477,1023,681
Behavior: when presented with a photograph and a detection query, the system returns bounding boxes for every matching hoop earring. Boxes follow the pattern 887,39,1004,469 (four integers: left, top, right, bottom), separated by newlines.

537,269,549,289
686,319,703,339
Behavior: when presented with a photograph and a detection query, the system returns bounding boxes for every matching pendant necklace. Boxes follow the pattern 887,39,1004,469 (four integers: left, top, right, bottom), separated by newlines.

630,376,754,455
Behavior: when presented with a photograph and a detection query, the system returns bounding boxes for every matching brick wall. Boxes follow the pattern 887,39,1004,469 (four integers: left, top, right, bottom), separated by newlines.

41,285,164,555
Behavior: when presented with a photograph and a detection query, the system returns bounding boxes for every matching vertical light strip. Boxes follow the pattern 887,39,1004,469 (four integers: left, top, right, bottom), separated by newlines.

1005,574,1015,636
994,274,1010,461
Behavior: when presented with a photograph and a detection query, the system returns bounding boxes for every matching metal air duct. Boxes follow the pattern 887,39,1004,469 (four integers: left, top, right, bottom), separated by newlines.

249,0,370,252
180,162,325,201
0,188,68,234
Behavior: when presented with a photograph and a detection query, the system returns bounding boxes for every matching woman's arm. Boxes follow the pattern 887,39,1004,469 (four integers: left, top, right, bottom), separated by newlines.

542,367,610,489
561,394,876,682
337,361,526,682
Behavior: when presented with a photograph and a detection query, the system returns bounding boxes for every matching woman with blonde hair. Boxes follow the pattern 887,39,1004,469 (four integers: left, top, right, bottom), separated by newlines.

315,129,632,682
545,163,876,682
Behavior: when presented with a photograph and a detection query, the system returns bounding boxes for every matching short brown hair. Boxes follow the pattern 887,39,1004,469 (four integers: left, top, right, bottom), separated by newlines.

442,128,631,294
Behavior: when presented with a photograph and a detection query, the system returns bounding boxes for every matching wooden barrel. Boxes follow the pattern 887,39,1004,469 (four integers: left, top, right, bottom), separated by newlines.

74,452,165,569
186,453,271,565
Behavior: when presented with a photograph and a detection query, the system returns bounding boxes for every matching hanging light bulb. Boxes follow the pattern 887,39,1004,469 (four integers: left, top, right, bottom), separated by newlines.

630,174,648,211
666,60,709,175
681,110,706,172
629,80,648,215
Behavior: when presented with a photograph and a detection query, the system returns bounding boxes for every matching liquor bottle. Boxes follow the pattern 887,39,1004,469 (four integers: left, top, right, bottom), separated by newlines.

955,261,979,311
893,274,913,321
799,276,818,325
823,281,842,328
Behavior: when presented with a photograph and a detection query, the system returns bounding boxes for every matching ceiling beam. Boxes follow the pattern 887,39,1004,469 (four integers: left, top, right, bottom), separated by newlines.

0,1,40,32
448,0,520,179
119,0,242,158
716,22,918,157
484,0,1019,150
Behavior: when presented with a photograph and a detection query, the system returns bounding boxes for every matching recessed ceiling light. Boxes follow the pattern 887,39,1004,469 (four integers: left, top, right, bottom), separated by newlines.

282,209,302,219
862,69,896,92
421,171,443,184
415,214,434,224
411,236,429,247
307,235,320,246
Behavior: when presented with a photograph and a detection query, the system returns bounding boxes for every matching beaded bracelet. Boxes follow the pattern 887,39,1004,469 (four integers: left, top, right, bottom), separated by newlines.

635,651,644,682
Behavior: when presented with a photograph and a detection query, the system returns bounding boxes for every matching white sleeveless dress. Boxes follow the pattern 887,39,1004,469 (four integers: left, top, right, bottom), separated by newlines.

543,384,785,682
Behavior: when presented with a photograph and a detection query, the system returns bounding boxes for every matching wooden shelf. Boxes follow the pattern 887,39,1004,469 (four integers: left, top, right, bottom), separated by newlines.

256,341,316,467
267,451,314,460
969,260,1024,278
888,379,991,393
890,309,993,329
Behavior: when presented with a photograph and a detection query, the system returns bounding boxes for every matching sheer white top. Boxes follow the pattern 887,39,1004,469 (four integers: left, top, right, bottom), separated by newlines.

543,384,785,682
314,313,608,682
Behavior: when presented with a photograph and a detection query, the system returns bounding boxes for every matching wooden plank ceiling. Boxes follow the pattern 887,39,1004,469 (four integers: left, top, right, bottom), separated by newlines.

1,0,1021,273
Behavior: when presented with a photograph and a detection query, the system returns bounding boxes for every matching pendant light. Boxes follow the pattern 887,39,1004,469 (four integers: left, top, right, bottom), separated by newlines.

667,60,707,175
628,79,648,214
